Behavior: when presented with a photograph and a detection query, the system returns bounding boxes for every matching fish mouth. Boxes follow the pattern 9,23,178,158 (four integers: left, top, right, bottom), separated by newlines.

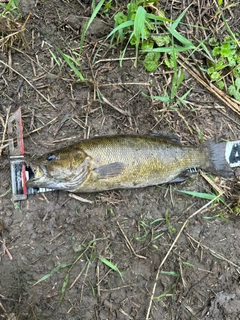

26,163,62,190
26,164,49,188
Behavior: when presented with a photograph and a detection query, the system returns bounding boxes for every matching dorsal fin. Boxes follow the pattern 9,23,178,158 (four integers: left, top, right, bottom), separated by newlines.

150,133,181,145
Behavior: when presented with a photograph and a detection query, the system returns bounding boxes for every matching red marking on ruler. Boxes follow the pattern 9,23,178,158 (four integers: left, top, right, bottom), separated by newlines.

22,163,27,195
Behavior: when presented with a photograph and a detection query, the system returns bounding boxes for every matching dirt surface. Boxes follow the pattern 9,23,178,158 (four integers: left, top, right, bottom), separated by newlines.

0,1,240,319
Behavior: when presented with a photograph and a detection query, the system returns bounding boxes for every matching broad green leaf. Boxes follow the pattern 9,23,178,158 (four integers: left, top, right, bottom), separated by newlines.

143,52,160,72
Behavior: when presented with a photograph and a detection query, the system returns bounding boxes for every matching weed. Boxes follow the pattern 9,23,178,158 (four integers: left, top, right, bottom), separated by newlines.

135,216,165,249
109,2,197,71
0,0,30,48
108,0,173,68
102,1,112,14
232,200,240,215
165,210,176,235
154,283,178,301
181,261,195,268
99,256,124,281
0,0,21,18
48,0,106,82
95,2,197,105
57,48,87,82
206,13,240,101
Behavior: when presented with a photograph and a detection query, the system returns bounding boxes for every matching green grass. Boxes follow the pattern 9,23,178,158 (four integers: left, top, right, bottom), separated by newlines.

108,2,198,69
57,48,87,82
0,0,21,18
165,210,176,235
207,30,240,100
99,256,124,281
153,283,178,301
105,2,197,106
32,237,124,304
135,215,175,249
48,0,106,82
33,263,72,286
106,0,240,105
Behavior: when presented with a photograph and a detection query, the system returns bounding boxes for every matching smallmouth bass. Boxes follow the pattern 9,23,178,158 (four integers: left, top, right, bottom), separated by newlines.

27,134,233,192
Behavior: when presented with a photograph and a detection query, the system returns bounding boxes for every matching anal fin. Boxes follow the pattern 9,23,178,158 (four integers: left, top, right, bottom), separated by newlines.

169,169,196,183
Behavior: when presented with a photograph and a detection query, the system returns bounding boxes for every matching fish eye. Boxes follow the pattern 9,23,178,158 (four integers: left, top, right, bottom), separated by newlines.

47,155,56,162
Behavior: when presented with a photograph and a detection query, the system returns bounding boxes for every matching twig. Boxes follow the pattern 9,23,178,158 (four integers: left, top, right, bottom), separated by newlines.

117,221,146,260
146,194,223,320
186,232,240,269
69,193,93,204
199,169,225,195
98,90,131,116
2,239,13,260
0,116,58,153
0,60,57,109
178,54,240,116
0,106,11,156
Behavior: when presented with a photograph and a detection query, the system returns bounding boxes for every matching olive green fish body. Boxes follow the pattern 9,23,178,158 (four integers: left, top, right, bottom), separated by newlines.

27,135,233,192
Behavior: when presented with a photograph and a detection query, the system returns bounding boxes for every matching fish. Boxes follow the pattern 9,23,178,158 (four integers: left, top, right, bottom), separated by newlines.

26,134,233,193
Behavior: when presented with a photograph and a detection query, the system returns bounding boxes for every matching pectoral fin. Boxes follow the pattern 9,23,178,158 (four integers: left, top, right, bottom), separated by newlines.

93,162,125,179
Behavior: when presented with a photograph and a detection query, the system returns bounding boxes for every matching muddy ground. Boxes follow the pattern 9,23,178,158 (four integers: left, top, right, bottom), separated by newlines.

0,0,240,319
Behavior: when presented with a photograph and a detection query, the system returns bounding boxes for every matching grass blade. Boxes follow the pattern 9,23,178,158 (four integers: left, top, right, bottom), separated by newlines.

57,48,87,82
49,49,61,67
99,256,124,281
169,5,190,31
143,45,195,53
133,6,147,66
145,13,173,23
176,189,224,201
59,273,69,305
142,92,170,103
85,0,105,33
166,5,196,49
106,20,134,41
160,270,180,277
33,263,71,286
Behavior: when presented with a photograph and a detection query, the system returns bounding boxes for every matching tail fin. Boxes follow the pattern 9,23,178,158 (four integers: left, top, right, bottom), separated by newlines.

203,140,233,178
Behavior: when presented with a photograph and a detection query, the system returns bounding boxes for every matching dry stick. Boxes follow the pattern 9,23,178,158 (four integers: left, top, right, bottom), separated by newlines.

69,193,93,204
145,194,223,320
0,60,57,109
99,82,150,87
0,116,58,152
186,232,240,269
0,106,11,156
199,169,224,195
98,90,131,116
178,54,240,116
117,221,146,260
